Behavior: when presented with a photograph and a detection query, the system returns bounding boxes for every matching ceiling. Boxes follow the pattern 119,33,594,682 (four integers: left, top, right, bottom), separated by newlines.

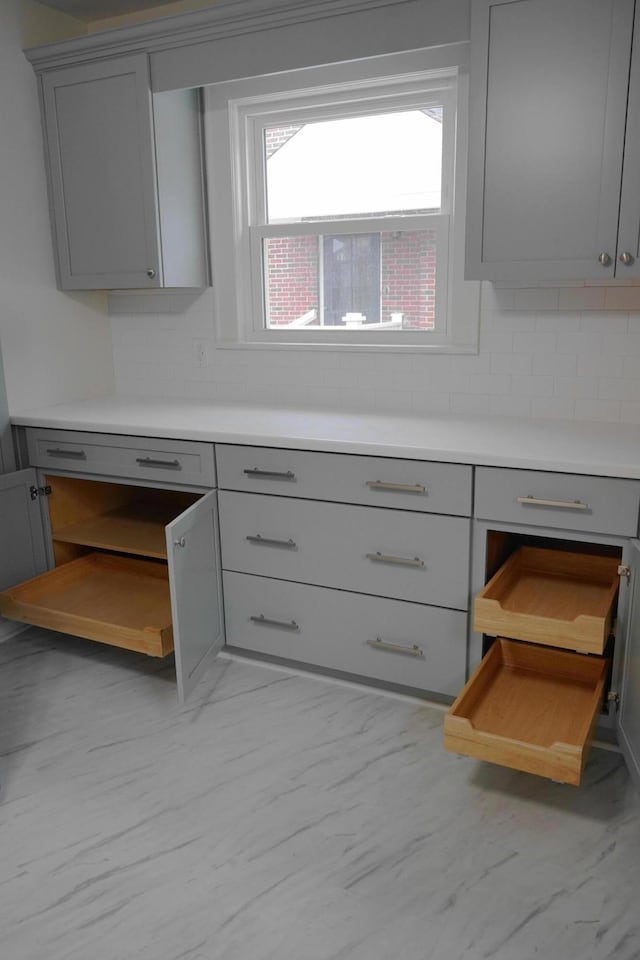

35,0,180,21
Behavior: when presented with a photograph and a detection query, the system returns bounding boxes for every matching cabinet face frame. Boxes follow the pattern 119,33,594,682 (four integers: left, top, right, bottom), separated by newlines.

470,518,630,734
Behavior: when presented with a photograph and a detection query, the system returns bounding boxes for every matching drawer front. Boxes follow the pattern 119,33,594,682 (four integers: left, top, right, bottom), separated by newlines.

26,428,216,487
475,467,640,536
216,445,472,516
223,571,467,697
219,490,470,610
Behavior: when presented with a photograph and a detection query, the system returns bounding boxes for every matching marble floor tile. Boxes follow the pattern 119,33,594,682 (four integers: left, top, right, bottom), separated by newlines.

0,627,639,960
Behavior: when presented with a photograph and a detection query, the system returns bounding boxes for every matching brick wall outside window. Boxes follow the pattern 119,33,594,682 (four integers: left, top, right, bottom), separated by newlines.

265,231,437,329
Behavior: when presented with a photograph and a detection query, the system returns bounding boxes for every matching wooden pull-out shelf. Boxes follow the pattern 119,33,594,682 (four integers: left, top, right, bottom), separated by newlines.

0,553,173,657
474,546,619,654
443,638,608,785
52,502,176,559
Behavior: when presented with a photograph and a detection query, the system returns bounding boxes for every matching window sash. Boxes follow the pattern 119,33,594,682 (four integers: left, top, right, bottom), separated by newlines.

250,216,449,343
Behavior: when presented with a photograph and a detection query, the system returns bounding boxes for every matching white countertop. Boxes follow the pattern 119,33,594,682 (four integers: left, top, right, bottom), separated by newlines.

11,395,640,479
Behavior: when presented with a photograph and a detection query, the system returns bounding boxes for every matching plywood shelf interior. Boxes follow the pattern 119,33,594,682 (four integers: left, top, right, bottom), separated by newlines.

443,638,608,785
474,546,619,654
53,502,177,559
0,553,174,657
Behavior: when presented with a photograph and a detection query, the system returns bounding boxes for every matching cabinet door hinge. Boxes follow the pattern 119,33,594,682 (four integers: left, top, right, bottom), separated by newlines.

618,564,631,582
607,691,620,711
29,485,52,500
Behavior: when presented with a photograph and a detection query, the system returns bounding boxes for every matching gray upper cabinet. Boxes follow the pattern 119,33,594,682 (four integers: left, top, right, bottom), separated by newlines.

41,54,208,290
465,0,636,281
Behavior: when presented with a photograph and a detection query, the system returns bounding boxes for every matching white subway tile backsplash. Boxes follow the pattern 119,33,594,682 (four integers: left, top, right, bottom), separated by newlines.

580,312,629,335
510,374,554,397
577,399,621,422
512,331,557,354
577,353,623,378
109,282,640,425
512,288,560,311
535,312,580,334
490,352,533,374
604,287,640,311
532,353,577,376
530,397,576,419
489,395,532,418
554,376,598,399
558,287,606,311
451,393,490,415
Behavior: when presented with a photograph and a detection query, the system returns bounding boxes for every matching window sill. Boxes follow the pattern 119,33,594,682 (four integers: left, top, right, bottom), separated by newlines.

214,338,478,355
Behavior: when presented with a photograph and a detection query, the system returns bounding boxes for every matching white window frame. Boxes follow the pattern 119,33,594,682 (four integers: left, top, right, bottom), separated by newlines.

205,46,479,353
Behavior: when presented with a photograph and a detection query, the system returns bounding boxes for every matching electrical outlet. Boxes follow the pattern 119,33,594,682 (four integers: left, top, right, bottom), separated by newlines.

192,338,209,366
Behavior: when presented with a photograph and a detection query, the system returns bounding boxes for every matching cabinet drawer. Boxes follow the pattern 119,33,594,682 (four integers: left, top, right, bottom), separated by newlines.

223,571,467,697
26,428,216,487
474,546,619,655
475,467,640,536
444,638,608,786
219,490,470,610
216,445,472,516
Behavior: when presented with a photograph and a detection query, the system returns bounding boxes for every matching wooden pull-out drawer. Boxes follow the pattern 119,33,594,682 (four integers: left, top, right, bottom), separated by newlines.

223,571,467,697
0,553,173,657
474,547,619,655
443,638,608,785
216,445,472,516
25,428,216,488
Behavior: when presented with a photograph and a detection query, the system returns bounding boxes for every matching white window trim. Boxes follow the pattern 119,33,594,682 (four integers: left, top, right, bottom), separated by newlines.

205,45,479,353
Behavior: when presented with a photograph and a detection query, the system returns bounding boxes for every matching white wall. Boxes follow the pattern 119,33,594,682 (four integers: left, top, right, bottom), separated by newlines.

0,1,114,414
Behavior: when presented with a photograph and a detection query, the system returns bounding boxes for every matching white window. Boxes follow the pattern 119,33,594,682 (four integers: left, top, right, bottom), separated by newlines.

206,47,478,352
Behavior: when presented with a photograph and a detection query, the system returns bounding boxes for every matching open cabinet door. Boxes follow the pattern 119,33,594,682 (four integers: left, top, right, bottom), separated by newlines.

0,469,48,591
166,489,224,703
619,539,640,789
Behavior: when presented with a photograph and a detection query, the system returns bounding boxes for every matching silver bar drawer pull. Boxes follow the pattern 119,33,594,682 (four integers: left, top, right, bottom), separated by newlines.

46,447,86,460
367,637,424,658
136,457,182,470
366,551,425,568
244,468,296,481
250,614,299,631
366,480,426,494
516,495,588,511
246,534,297,549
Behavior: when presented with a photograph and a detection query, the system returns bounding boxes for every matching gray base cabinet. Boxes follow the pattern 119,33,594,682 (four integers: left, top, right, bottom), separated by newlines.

0,430,223,702
465,0,639,281
41,54,208,291
460,465,640,788
216,444,472,700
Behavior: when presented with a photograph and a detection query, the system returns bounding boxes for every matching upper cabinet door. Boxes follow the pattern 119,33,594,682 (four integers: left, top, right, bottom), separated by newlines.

616,11,640,278
42,54,162,290
619,539,640,791
465,0,635,281
166,489,224,703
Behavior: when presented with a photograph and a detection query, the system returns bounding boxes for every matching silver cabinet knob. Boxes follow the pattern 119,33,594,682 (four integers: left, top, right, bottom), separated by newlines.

147,268,156,278
173,536,186,548
619,251,635,266
598,253,612,266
